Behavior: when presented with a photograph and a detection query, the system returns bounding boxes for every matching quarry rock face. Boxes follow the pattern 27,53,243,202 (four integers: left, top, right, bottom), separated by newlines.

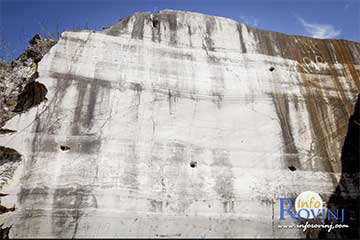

0,10,359,238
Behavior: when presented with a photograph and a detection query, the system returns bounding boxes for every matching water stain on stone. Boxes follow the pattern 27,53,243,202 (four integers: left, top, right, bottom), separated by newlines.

51,186,97,238
211,148,231,167
245,25,360,79
70,76,110,135
187,25,193,48
18,186,49,205
151,14,161,43
270,93,300,170
72,81,88,135
121,143,140,190
210,71,225,109
211,91,224,109
167,142,186,163
167,89,181,115
236,24,247,53
149,199,163,212
211,148,235,213
78,138,98,155
131,13,148,40
205,17,216,52
163,12,178,46
298,72,346,174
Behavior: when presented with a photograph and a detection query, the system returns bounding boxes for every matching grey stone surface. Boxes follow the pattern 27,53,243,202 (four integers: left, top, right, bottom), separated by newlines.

0,10,359,238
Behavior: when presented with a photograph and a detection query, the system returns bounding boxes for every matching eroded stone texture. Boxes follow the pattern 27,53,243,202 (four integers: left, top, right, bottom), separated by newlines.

0,10,359,238
0,224,11,240
0,147,22,190
0,34,55,127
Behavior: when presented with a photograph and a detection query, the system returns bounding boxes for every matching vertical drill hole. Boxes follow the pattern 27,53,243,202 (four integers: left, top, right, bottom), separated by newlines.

288,166,296,171
60,145,70,151
190,161,197,168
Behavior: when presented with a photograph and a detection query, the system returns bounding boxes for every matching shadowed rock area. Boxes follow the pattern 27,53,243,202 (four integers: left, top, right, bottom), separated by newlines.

0,224,11,240
0,34,54,127
319,94,360,239
0,146,22,188
13,81,47,113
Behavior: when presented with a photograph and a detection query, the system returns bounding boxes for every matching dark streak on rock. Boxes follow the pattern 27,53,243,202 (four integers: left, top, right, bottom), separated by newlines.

167,89,180,115
205,16,216,52
86,79,100,129
236,24,247,53
167,142,186,163
163,12,177,46
69,77,110,135
131,13,148,40
50,72,112,88
121,143,140,190
72,81,87,135
211,148,234,213
80,138,102,154
210,70,225,109
211,91,224,109
298,73,343,173
51,186,97,238
18,186,49,205
271,93,300,169
188,25,193,47
151,14,161,43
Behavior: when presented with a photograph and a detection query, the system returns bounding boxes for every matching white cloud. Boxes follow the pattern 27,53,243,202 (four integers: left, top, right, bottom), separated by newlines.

239,16,259,27
297,17,341,39
344,3,350,11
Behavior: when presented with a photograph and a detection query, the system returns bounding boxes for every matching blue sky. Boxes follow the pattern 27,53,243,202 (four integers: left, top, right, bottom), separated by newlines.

0,0,359,61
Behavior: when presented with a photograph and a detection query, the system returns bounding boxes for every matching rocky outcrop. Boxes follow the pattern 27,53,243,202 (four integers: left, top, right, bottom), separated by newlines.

0,146,22,189
0,10,359,238
0,34,55,127
0,224,11,240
